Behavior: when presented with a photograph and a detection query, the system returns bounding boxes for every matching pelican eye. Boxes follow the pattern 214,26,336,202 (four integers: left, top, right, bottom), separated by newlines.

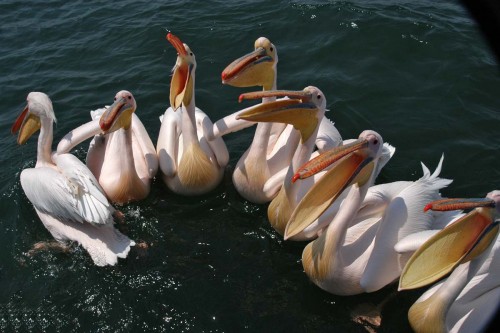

190,52,193,56
128,96,132,100
270,47,274,52
373,139,379,145
317,95,321,99
114,97,117,101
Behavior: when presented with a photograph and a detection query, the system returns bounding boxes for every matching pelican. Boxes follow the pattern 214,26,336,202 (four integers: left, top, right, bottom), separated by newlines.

57,90,158,204
203,37,342,203
284,135,395,241
156,33,228,195
399,191,500,333
236,86,334,235
12,92,135,266
285,134,455,295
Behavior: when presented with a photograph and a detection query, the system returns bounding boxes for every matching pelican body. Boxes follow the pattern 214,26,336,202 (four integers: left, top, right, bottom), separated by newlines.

57,91,158,204
204,37,342,204
285,136,395,241
236,87,331,235
156,33,229,196
399,191,500,333
12,92,135,266
286,134,455,295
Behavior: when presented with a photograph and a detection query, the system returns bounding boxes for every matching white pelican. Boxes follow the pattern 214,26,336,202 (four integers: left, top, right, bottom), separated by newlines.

12,92,135,266
284,135,395,241
399,191,500,333
57,90,158,204
236,86,333,235
203,37,342,204
285,134,455,295
156,33,228,195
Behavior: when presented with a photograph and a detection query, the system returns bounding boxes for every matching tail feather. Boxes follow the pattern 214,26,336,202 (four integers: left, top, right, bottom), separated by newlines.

84,224,136,265
38,210,135,266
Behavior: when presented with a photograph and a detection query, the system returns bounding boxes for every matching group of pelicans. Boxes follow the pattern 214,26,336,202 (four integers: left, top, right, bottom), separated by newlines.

12,33,498,332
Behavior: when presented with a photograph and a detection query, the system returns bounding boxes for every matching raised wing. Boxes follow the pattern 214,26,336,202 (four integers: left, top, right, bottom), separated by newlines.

196,108,229,169
315,117,343,152
156,107,181,177
131,113,158,178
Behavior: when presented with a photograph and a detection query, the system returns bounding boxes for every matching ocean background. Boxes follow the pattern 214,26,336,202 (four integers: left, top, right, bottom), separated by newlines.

1,0,499,332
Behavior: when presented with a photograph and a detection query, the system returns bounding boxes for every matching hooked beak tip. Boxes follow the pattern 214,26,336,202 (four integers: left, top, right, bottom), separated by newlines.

98,119,107,132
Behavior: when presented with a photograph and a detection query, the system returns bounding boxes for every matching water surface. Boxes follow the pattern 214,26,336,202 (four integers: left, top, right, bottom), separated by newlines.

1,1,499,332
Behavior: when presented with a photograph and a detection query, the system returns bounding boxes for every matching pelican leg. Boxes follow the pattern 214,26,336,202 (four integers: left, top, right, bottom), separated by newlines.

26,240,71,257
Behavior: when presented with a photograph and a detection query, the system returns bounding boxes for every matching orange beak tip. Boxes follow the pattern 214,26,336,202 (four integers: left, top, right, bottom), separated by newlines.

291,174,300,183
423,203,433,212
238,94,244,103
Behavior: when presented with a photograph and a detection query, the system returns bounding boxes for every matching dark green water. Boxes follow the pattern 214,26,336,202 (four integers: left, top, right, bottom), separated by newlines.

1,0,499,332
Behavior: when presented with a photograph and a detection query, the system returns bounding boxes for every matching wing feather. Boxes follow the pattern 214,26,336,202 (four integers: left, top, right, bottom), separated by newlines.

21,154,114,226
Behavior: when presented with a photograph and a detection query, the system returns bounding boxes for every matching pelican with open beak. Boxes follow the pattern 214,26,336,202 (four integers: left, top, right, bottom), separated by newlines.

13,92,135,266
284,132,383,242
156,33,228,195
203,37,342,204
399,191,500,333
285,131,384,295
236,86,328,235
57,90,158,204
286,133,455,295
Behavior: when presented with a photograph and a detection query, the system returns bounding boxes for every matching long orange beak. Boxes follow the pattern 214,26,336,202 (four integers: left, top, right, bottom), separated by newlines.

221,46,274,90
292,139,370,183
284,140,376,240
236,89,319,142
167,32,193,110
11,104,41,145
167,32,187,56
99,96,135,133
399,197,498,290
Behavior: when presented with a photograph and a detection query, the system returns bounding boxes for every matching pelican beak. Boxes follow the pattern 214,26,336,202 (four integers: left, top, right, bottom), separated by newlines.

284,140,375,240
236,90,319,142
399,197,498,291
167,32,193,110
99,96,135,133
221,47,274,90
12,104,41,145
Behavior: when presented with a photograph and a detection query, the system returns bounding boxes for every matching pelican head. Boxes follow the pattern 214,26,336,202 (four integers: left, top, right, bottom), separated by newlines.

221,37,277,90
99,90,136,133
399,191,500,291
399,191,499,333
12,92,56,144
167,32,196,110
236,86,325,143
285,130,384,240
